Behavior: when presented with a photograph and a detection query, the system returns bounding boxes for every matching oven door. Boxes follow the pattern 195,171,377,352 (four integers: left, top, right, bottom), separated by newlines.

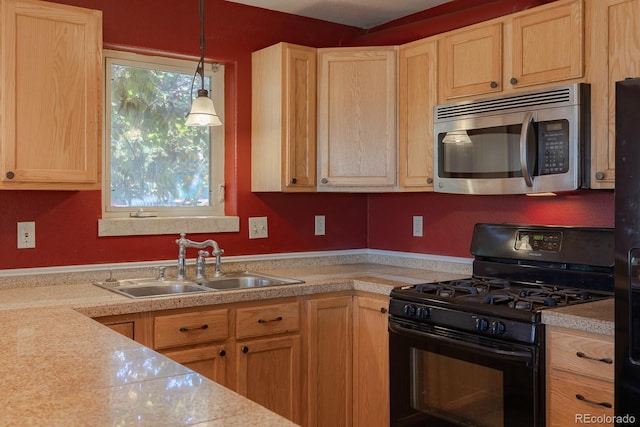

389,317,542,427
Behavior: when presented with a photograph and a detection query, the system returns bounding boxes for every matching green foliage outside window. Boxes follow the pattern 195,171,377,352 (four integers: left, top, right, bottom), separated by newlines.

109,63,211,208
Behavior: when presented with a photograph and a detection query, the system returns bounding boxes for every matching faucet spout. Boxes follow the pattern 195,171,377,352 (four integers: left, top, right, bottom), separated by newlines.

175,233,224,280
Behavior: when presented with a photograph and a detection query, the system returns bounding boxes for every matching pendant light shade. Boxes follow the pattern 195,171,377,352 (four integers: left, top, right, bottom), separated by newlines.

186,0,222,127
186,89,222,126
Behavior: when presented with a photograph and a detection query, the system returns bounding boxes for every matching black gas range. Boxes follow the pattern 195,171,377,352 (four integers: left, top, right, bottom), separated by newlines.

388,223,614,427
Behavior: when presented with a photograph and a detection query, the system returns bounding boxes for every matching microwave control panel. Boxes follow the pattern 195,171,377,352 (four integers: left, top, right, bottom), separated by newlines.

538,120,569,175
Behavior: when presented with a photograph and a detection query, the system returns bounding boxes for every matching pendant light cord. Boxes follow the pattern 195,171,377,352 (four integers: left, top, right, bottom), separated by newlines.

198,0,205,90
189,0,206,103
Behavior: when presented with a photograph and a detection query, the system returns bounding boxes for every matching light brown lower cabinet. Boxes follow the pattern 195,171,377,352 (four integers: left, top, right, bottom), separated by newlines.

353,295,390,427
306,295,354,427
546,326,614,427
236,335,302,424
306,293,390,427
94,312,153,346
96,293,390,427
162,344,230,387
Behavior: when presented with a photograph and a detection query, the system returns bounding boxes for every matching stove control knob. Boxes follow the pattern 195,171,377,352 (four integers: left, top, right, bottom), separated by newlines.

490,321,506,335
416,306,430,320
475,318,489,332
403,304,417,317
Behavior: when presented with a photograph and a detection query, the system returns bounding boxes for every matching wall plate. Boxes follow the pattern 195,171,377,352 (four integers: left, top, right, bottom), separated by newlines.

249,217,268,239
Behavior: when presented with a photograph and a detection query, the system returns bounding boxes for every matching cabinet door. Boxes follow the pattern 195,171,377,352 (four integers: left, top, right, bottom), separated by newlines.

162,344,230,388
439,22,503,100
353,295,389,427
317,47,397,190
251,42,317,192
0,0,102,189
306,296,353,427
587,0,640,189
236,335,301,424
510,0,583,88
95,312,153,347
399,38,437,191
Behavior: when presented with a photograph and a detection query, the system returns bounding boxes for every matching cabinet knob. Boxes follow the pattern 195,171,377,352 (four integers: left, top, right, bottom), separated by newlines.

219,349,226,357
595,171,605,181
6,171,14,179
510,77,518,85
321,178,328,184
380,307,388,314
291,178,297,184
490,81,498,88
426,177,433,184
241,346,249,354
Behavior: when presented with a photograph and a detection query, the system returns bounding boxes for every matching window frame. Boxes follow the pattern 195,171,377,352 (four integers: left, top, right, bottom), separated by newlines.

102,49,225,219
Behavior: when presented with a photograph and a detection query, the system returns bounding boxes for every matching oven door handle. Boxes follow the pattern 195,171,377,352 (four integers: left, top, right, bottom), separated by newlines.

389,320,533,362
519,112,535,187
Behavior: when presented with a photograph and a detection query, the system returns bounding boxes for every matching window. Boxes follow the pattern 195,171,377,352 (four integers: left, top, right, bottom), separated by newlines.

103,50,225,218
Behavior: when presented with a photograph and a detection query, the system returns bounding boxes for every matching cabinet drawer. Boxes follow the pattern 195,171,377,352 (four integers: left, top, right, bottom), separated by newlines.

154,309,229,349
547,327,613,381
548,369,614,427
236,302,299,339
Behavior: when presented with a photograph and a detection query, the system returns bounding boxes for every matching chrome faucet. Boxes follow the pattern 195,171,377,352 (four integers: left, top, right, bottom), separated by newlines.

175,233,224,280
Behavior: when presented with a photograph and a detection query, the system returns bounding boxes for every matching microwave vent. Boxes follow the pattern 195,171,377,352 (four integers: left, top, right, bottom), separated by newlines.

435,84,581,121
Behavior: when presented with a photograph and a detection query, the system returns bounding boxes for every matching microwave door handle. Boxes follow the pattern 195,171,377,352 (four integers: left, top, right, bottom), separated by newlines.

519,112,534,187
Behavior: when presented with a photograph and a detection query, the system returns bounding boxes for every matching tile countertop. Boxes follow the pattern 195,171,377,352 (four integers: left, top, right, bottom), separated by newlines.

0,262,464,427
0,261,615,425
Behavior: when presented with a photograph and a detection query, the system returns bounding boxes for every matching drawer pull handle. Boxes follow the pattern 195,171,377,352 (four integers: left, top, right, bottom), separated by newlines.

576,351,613,364
179,324,209,332
258,316,283,324
575,394,612,408
242,346,249,353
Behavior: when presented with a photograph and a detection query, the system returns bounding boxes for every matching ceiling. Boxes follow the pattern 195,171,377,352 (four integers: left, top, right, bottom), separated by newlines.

225,0,454,29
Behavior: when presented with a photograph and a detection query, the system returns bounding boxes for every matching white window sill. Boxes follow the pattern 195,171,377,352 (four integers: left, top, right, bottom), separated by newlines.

98,216,240,237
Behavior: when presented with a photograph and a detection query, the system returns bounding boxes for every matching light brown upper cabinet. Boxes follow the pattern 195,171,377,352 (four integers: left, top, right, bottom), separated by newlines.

0,0,102,190
439,0,584,102
586,0,640,189
251,42,317,192
317,46,398,191
398,37,438,191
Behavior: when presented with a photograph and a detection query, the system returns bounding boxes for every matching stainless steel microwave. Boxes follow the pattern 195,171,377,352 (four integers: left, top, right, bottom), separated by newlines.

434,83,590,195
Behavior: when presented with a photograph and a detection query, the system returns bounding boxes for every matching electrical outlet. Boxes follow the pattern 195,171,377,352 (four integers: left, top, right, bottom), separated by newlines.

315,215,326,236
17,221,36,249
249,217,268,239
412,216,423,237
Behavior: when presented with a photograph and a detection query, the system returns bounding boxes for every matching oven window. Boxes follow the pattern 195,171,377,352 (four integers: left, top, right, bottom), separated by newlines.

439,125,523,178
410,348,504,427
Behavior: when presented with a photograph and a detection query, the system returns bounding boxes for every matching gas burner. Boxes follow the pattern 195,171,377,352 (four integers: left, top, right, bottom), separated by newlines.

518,286,592,306
416,283,479,297
416,277,511,297
483,292,559,311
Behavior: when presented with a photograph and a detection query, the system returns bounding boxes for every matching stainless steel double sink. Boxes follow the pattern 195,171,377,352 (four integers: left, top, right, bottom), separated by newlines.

94,271,304,299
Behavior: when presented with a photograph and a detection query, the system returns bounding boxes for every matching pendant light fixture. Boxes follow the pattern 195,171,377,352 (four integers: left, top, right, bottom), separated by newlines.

186,0,222,127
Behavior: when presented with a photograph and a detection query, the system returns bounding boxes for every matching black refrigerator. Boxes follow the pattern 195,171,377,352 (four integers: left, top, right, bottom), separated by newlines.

615,77,640,425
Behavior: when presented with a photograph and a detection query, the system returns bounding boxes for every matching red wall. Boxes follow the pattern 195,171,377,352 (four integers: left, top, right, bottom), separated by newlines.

0,0,367,269
368,191,614,258
0,0,614,269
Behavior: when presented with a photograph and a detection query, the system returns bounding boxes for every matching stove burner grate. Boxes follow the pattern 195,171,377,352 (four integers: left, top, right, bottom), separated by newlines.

416,277,511,297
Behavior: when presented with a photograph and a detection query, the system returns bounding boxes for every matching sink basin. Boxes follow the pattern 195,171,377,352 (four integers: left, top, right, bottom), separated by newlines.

197,272,304,290
94,279,214,299
94,272,303,298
